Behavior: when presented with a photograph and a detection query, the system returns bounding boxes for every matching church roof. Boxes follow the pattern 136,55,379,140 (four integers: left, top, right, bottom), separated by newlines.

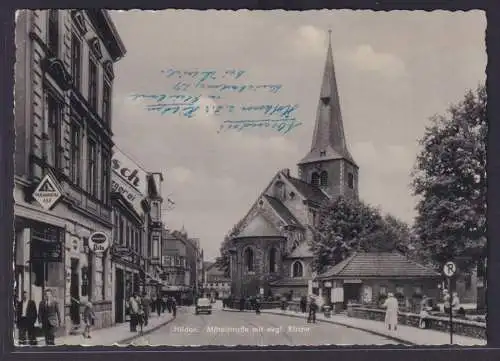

316,252,441,280
287,242,314,259
298,30,356,167
286,176,329,204
263,195,302,227
234,212,284,239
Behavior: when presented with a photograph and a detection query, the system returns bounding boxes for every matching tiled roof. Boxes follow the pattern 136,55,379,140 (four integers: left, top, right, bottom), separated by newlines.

235,212,283,238
269,278,309,287
286,176,328,204
263,195,302,227
288,242,314,259
317,252,441,279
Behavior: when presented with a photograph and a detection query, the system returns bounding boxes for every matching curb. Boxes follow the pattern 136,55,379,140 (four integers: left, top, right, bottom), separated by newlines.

116,315,176,344
222,309,414,345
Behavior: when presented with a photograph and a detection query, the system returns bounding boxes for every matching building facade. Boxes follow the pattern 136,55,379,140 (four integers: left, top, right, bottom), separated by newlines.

110,192,146,323
203,262,230,299
161,230,191,302
228,33,358,301
14,9,126,335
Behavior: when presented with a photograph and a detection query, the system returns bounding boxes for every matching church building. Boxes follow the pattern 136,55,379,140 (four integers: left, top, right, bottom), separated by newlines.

228,32,358,300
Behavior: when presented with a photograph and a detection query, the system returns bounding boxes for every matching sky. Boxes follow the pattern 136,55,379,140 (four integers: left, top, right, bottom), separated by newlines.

109,10,486,262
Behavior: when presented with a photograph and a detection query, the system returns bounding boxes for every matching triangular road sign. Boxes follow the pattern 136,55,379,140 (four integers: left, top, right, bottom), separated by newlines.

33,174,62,210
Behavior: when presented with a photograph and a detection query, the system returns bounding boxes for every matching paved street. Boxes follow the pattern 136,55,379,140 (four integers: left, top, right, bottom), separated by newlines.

124,306,398,346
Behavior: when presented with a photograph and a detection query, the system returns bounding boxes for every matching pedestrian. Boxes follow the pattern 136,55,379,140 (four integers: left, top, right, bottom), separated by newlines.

280,295,287,311
171,297,177,318
382,292,399,331
82,300,96,339
166,296,172,313
255,297,261,315
239,297,245,311
128,294,139,332
38,289,61,345
452,292,460,313
307,297,318,323
137,299,145,336
163,296,169,313
16,291,37,345
156,294,162,316
151,294,157,314
418,295,430,329
300,296,307,313
141,293,151,326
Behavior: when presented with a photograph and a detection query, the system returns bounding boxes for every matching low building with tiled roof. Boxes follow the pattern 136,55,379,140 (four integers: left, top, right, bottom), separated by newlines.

315,252,442,311
227,33,361,300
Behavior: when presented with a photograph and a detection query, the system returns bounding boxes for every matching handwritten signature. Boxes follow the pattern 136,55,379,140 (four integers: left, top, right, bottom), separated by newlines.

162,68,246,82
218,118,302,134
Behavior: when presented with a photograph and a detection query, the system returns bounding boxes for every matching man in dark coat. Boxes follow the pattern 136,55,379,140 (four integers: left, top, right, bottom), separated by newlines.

141,293,151,326
239,297,245,311
170,297,177,317
38,289,61,345
16,291,38,345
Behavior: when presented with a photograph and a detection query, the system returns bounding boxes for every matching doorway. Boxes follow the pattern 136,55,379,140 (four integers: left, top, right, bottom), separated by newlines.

70,258,80,325
343,282,362,308
115,268,124,323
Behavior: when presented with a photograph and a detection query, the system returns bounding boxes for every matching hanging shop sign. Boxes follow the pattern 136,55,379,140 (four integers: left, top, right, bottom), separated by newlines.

32,174,62,210
88,232,110,253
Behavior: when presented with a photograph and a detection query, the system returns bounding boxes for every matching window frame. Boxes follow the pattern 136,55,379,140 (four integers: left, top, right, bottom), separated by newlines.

71,33,82,91
347,172,354,189
311,172,320,187
102,77,112,125
47,10,59,57
292,261,304,278
69,117,81,186
45,90,63,170
86,136,98,198
88,56,99,111
101,147,111,205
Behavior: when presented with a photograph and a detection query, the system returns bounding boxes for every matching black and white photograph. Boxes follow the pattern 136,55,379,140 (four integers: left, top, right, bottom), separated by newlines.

12,9,486,347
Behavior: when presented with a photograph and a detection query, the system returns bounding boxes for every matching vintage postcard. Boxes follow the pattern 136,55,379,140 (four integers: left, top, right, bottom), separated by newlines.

12,9,486,347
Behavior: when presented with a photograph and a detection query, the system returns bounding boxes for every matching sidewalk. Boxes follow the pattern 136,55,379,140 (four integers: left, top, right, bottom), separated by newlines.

15,311,175,347
223,308,486,346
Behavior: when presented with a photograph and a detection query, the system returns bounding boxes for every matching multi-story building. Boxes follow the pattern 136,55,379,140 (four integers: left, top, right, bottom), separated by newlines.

110,192,146,323
203,262,231,299
13,9,126,334
161,230,191,302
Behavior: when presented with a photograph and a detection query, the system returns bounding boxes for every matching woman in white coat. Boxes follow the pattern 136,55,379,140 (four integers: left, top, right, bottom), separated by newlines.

382,293,399,331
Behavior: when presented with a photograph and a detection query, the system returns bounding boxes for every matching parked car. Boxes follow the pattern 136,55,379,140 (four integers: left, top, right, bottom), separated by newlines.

195,297,212,315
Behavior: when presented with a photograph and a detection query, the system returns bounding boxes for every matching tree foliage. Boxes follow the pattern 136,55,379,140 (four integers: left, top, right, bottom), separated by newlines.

310,196,413,273
411,85,487,271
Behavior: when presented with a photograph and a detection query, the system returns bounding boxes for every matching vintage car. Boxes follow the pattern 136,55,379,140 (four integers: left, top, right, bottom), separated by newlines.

195,297,212,315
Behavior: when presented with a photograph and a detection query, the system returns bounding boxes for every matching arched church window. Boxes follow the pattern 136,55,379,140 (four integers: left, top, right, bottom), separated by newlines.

244,248,254,272
292,261,304,278
311,173,320,187
348,172,354,189
269,247,278,273
320,171,328,187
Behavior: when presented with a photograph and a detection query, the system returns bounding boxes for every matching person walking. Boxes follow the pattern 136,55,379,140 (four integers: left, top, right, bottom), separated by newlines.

162,296,168,313
128,294,139,332
254,297,261,315
418,295,430,329
382,292,399,331
239,297,245,311
38,289,61,345
136,298,145,336
82,300,96,339
156,294,162,316
307,297,318,323
166,296,172,313
141,293,151,326
451,292,460,313
171,297,177,318
300,296,307,313
443,289,451,314
16,291,37,345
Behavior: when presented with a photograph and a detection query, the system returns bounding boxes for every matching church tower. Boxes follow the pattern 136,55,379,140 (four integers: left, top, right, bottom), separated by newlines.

297,30,358,200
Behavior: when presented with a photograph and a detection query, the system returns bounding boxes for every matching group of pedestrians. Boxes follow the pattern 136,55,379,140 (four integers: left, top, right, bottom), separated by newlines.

128,293,177,333
15,289,62,346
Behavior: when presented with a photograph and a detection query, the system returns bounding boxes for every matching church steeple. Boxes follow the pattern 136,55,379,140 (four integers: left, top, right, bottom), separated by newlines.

298,30,356,167
297,30,358,200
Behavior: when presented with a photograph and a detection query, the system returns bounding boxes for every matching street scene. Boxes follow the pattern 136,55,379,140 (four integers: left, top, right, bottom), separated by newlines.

12,9,486,347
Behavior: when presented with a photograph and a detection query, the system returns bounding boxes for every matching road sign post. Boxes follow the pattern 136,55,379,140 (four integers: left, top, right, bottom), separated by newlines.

443,261,457,345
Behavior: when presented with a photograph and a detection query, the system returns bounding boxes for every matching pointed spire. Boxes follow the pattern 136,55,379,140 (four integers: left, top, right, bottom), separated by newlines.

298,30,356,167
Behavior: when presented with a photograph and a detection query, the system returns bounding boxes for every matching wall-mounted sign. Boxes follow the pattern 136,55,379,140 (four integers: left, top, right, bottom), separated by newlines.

111,148,148,212
32,174,62,210
324,281,332,288
88,232,109,253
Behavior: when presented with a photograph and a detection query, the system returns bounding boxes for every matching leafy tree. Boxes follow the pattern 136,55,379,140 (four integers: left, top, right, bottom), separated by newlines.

411,85,487,271
310,196,412,273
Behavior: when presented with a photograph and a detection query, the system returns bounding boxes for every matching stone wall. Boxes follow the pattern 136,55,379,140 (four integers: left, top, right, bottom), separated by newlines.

348,306,486,339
